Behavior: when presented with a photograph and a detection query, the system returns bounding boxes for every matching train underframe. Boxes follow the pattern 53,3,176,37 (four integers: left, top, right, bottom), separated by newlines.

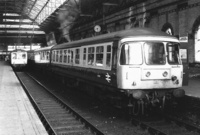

11,64,27,71
55,74,185,116
127,88,185,115
34,66,185,116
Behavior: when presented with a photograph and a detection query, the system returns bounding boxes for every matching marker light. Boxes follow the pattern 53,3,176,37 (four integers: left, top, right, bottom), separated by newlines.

175,80,179,84
163,71,168,77
132,81,136,86
171,76,177,81
146,72,151,77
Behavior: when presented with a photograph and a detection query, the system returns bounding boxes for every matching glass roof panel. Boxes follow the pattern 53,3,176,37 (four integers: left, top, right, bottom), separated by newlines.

28,0,49,19
34,0,66,24
0,30,45,34
23,0,72,24
32,6,41,12
0,24,39,29
3,19,32,23
3,13,20,16
25,0,35,12
29,11,39,19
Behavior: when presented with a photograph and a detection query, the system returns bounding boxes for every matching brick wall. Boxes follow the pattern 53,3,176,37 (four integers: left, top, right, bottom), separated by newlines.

72,0,200,63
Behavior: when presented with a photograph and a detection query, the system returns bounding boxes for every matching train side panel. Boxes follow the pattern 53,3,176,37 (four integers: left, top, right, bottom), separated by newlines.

50,42,118,88
31,28,185,101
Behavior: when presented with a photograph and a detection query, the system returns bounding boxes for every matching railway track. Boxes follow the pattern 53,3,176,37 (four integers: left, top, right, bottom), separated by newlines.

16,71,200,135
15,72,104,135
131,106,200,135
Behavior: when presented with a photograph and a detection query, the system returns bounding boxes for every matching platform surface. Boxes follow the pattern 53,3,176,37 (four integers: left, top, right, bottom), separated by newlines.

0,61,200,134
0,61,48,135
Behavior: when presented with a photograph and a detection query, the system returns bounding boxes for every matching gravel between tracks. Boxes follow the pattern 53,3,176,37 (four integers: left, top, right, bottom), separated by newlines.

30,72,149,135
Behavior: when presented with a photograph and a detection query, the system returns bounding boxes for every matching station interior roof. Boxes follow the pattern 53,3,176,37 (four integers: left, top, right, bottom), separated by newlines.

0,0,69,45
0,0,124,47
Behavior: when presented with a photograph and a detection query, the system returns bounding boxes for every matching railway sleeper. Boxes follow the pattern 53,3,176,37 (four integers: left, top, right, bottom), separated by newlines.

49,117,76,122
54,125,85,132
50,121,83,127
57,129,93,135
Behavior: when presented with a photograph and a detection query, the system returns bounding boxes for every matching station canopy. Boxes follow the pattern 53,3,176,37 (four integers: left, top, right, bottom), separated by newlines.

0,0,73,45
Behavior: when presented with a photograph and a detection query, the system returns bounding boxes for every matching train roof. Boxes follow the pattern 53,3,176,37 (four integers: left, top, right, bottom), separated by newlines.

10,49,26,52
52,28,178,50
34,45,54,52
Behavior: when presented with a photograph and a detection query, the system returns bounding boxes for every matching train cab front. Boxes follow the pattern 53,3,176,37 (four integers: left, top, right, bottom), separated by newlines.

117,38,185,114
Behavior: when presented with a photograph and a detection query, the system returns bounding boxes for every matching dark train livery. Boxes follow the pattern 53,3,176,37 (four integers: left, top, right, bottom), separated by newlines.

29,28,185,114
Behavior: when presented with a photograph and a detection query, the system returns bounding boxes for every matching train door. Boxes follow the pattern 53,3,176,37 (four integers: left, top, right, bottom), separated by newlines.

117,43,143,89
180,43,189,86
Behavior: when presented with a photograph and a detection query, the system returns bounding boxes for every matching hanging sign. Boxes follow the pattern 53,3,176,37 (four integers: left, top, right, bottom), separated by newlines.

179,36,188,43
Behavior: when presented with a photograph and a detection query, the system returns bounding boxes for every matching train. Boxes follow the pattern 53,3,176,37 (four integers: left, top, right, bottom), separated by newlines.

28,28,185,115
10,49,28,68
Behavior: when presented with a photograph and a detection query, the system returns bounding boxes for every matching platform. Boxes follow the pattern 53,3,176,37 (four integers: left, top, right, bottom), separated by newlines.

0,61,48,135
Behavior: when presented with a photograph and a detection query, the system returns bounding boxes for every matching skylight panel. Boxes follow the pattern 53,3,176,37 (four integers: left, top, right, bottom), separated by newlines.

3,13,20,16
0,25,39,29
3,19,32,23
27,0,48,19
35,0,66,24
2,30,45,34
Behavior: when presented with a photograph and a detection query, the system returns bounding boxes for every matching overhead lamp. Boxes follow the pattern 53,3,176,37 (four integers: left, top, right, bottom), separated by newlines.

102,3,118,6
80,14,92,17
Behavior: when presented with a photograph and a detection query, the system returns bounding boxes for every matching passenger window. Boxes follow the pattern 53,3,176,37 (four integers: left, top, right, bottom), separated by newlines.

68,50,71,63
63,50,67,63
96,46,104,66
13,53,16,59
75,49,80,64
60,50,62,63
120,42,142,65
40,52,42,60
51,52,53,61
88,47,94,66
56,51,59,62
71,50,74,63
83,48,87,65
106,45,112,67
22,54,26,59
42,52,44,60
52,51,55,62
43,52,45,60
47,51,49,60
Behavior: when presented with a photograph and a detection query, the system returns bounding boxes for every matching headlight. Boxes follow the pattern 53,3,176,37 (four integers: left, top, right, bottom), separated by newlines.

175,80,179,84
132,81,136,86
163,71,168,77
146,72,151,77
171,75,177,81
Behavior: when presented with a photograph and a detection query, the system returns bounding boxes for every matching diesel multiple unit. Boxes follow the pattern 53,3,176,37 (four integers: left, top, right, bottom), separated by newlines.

28,28,185,114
